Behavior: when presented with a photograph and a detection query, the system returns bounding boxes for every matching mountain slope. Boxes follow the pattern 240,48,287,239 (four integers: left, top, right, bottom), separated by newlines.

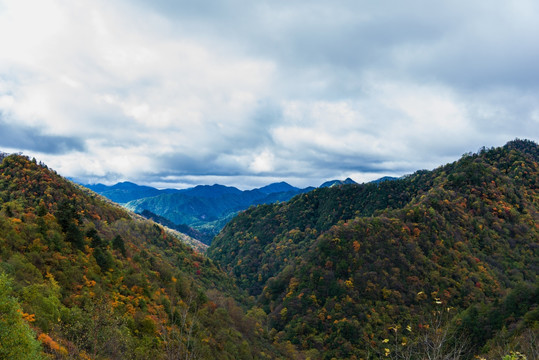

208,176,424,295
0,153,293,359
124,183,310,241
138,209,213,245
207,139,539,359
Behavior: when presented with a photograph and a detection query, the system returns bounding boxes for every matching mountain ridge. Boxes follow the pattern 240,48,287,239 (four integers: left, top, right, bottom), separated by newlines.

207,139,539,359
0,151,295,359
87,181,320,243
84,178,369,243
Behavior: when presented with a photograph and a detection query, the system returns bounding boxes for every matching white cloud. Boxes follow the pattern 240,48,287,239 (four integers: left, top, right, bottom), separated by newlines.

249,150,275,173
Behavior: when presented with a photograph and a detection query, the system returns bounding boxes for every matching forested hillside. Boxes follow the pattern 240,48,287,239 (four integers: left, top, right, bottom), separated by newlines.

122,184,311,242
208,139,539,359
0,153,293,359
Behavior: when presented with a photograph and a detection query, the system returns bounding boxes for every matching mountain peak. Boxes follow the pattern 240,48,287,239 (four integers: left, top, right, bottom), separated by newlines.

319,177,357,188
186,184,242,197
256,181,298,194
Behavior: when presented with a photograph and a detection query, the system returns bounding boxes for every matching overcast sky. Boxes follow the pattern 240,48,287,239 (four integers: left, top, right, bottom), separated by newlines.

1,0,538,189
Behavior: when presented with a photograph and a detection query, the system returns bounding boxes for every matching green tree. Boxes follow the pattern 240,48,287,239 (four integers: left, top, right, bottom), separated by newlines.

56,199,84,250
0,272,43,360
21,274,63,332
113,234,127,257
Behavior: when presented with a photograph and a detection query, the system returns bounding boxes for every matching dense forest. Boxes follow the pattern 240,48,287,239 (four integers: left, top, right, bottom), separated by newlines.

208,139,538,359
0,153,295,359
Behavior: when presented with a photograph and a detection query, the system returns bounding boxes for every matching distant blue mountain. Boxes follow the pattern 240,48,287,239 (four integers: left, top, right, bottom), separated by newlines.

84,181,173,203
256,181,300,194
84,181,311,243
319,177,357,188
180,184,243,198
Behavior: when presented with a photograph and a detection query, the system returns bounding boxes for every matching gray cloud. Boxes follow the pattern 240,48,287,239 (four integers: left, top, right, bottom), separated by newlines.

0,115,85,154
132,1,539,89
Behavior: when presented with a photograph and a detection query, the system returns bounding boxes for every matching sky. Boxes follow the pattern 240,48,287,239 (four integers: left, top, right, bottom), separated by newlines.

0,0,538,189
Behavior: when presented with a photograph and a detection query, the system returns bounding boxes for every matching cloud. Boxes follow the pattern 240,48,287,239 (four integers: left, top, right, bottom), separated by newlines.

132,1,539,90
0,0,538,188
0,115,85,154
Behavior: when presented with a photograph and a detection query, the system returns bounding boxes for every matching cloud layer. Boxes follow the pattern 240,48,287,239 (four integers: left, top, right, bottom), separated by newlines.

1,0,538,188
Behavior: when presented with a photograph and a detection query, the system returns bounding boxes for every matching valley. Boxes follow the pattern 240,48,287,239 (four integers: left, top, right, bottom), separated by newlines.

0,139,537,359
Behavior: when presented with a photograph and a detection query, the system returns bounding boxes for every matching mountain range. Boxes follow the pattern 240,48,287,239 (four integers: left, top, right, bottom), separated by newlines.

84,181,179,203
1,139,537,359
84,180,355,243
